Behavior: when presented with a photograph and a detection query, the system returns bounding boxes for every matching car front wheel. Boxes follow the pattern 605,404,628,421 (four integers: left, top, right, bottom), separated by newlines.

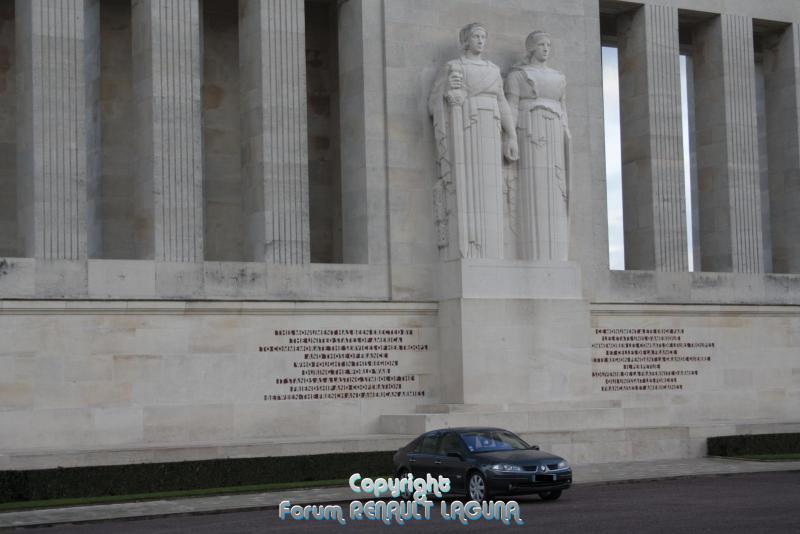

467,472,489,501
539,490,562,501
397,470,413,500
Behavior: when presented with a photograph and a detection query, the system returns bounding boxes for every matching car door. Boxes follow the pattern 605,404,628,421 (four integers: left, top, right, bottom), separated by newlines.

407,431,440,480
435,431,471,493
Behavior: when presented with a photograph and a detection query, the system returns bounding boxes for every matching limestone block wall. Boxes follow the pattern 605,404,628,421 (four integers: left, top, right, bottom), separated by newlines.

0,301,439,454
588,304,800,432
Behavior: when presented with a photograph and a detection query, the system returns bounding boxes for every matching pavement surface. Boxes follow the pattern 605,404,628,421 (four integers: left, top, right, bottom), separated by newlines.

9,471,800,533
1,457,799,530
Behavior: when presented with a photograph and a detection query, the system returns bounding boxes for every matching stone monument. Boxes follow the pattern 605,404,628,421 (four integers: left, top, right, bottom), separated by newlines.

0,0,799,471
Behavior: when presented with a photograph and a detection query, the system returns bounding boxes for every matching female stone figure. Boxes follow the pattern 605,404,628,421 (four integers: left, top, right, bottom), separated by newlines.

429,23,518,260
506,31,571,261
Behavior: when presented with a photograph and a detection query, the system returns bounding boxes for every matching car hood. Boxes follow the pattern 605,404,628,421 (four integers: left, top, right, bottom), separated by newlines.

474,450,563,464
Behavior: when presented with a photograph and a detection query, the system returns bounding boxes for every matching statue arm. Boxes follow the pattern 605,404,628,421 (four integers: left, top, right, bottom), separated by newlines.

505,71,520,126
498,75,519,161
428,64,449,116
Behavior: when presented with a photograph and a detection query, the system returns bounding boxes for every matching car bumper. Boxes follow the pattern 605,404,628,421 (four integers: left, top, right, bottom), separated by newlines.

485,470,572,495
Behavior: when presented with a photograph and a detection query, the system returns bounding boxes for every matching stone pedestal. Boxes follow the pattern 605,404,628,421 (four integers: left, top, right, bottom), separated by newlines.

437,259,588,405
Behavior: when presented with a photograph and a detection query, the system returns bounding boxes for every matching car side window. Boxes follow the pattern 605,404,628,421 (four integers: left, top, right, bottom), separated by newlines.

438,432,467,455
418,433,439,454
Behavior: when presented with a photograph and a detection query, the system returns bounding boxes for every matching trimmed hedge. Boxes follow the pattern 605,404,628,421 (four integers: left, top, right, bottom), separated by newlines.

0,451,393,503
707,433,800,457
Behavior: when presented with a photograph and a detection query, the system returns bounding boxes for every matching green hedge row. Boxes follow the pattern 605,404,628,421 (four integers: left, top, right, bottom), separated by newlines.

707,433,800,457
0,451,394,503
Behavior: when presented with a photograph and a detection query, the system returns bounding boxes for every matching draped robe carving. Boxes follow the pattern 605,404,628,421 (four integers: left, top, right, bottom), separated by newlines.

506,65,571,261
429,58,512,260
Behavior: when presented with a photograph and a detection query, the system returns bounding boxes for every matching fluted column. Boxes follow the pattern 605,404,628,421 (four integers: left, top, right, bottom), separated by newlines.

765,24,800,273
694,15,764,273
618,5,688,271
240,0,310,264
15,0,99,260
132,0,203,262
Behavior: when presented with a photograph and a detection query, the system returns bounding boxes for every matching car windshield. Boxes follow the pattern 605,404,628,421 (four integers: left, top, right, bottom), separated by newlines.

458,430,530,453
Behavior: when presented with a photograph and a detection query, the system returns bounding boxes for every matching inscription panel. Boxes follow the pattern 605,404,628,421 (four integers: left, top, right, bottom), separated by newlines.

591,328,714,392
260,328,430,401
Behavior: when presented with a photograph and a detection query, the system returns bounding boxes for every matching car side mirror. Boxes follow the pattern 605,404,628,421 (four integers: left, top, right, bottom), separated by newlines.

530,445,540,451
447,452,464,460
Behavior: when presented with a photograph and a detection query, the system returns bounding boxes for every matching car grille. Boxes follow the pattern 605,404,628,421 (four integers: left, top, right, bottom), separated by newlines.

524,463,561,471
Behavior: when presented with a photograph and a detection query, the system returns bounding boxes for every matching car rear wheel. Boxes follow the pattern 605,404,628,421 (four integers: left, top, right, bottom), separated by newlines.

467,472,489,502
539,490,562,501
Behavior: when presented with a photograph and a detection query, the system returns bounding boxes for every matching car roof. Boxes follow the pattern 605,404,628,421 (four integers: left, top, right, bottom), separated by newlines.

425,427,510,434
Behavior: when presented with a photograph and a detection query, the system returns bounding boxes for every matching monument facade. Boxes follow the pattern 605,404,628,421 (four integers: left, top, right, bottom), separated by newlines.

1,0,799,470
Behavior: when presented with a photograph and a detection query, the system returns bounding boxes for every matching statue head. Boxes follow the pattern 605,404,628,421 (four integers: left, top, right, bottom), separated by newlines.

525,30,551,63
459,22,488,55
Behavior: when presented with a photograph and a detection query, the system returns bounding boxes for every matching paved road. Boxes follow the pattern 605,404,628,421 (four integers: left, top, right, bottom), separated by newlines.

15,471,800,533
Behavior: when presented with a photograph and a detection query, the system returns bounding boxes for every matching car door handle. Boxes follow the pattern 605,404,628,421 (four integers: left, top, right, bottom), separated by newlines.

434,460,442,465
409,458,417,463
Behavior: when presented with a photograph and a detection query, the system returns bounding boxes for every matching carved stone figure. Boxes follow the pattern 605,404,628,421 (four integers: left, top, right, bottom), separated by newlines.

506,31,571,261
429,23,519,260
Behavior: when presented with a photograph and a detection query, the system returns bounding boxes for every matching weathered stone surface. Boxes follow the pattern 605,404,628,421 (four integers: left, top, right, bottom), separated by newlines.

693,14,764,273
618,5,688,271
765,24,800,273
15,0,99,261
132,0,204,263
240,0,310,264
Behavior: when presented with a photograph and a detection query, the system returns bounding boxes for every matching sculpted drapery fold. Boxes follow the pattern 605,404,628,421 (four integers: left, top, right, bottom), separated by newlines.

506,31,571,261
429,23,518,260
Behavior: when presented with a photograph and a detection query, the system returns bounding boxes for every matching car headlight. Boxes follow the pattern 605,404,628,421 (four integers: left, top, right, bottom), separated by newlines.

557,460,569,469
489,463,523,473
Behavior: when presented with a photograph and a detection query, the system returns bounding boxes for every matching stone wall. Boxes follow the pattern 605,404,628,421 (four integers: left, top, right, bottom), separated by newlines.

0,301,438,453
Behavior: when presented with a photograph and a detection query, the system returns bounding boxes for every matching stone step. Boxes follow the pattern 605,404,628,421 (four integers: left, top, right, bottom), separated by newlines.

506,399,623,412
414,403,505,413
380,412,531,436
380,405,677,435
0,434,417,471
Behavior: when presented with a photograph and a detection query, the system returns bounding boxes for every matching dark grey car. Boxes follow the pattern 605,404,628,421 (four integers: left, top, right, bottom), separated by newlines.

392,427,572,501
